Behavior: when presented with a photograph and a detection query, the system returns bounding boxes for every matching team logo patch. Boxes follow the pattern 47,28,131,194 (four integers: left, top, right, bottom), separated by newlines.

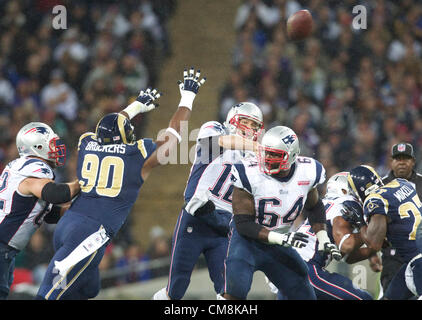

398,144,406,152
282,134,297,145
366,200,379,212
25,127,49,135
298,180,310,185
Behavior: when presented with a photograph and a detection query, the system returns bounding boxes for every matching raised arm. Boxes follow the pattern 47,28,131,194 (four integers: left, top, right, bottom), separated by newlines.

118,67,206,181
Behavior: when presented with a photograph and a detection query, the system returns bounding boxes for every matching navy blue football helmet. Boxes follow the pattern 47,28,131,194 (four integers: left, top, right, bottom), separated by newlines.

95,113,136,145
347,165,384,203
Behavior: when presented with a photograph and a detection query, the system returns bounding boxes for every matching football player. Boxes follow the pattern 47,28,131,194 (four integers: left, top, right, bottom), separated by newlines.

35,67,206,300
0,122,80,299
349,165,422,300
220,126,341,300
153,102,264,300
268,172,375,300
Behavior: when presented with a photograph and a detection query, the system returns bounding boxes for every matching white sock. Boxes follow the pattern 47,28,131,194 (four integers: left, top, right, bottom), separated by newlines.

54,226,109,276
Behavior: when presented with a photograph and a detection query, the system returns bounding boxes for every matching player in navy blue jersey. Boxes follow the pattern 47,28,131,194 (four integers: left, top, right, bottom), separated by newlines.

348,165,422,300
36,68,206,300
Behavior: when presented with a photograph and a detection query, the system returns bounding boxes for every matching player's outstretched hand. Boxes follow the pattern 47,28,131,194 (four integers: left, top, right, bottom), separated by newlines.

279,232,309,248
136,88,162,113
178,67,206,110
320,242,342,261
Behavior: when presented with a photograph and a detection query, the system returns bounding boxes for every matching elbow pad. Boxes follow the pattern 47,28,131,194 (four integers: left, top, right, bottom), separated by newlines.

307,197,327,225
41,182,71,204
233,214,263,240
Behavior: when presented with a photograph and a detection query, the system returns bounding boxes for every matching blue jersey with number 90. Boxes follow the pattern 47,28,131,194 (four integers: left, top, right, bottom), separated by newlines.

68,133,156,236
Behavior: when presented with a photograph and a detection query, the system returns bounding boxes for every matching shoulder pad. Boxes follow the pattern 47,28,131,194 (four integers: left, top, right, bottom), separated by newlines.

197,121,226,141
78,132,96,151
17,159,54,179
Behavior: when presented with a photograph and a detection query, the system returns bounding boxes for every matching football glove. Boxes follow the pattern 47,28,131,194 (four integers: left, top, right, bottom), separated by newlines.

184,190,211,216
321,242,342,261
341,200,365,230
317,230,342,261
178,67,206,110
269,231,309,248
136,88,161,113
123,87,161,119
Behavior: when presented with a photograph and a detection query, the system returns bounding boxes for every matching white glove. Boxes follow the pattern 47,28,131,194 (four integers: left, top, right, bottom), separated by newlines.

184,190,211,216
123,88,161,119
316,230,342,261
268,231,309,248
178,67,206,110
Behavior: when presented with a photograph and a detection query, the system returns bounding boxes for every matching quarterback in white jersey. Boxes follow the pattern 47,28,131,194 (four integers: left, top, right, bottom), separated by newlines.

221,126,341,300
0,122,80,299
153,102,264,300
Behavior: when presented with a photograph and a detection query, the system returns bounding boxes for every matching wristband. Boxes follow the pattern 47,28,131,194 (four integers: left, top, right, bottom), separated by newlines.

122,101,142,119
338,233,351,252
166,127,182,143
316,230,331,246
268,231,284,245
178,91,196,110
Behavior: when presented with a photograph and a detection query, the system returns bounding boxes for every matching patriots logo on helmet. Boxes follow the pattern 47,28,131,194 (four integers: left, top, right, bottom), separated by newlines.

25,127,49,135
282,134,297,146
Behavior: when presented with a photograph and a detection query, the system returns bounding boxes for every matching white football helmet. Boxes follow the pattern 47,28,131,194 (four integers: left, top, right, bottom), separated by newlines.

258,126,300,175
16,122,66,167
224,102,263,141
326,172,350,197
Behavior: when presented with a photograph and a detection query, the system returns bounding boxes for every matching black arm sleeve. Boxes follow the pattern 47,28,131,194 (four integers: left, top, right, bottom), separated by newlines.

41,182,71,204
307,197,327,225
44,205,62,224
233,214,264,240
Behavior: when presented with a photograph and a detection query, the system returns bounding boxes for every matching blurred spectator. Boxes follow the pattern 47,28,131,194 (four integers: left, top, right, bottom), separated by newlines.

115,244,152,285
146,226,171,278
0,0,176,288
40,69,78,121
218,0,422,179
20,229,54,285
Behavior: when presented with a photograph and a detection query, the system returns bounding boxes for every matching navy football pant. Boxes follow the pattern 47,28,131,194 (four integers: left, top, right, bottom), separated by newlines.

305,262,373,300
223,226,316,300
385,255,422,299
166,209,229,300
36,211,107,300
0,244,19,299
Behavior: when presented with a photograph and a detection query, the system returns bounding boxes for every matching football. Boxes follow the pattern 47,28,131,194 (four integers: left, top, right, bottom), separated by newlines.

286,9,313,41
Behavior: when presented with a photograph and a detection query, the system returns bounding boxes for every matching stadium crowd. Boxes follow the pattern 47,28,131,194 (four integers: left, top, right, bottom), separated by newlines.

219,0,422,180
1,0,422,294
0,0,175,292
